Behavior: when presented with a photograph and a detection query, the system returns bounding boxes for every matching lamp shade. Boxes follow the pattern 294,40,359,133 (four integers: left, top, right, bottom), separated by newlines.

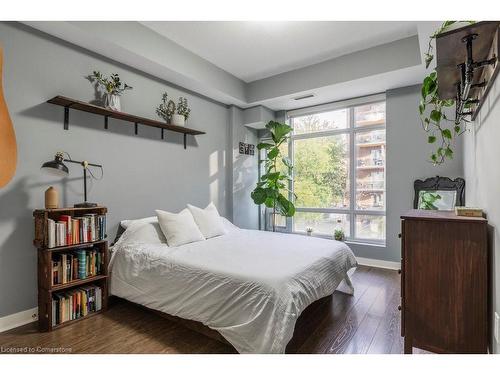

41,153,69,177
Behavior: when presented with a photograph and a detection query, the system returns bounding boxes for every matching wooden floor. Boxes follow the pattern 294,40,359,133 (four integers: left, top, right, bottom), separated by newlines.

0,266,428,354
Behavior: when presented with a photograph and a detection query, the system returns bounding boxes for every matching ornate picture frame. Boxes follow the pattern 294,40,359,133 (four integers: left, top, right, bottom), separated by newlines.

413,176,465,209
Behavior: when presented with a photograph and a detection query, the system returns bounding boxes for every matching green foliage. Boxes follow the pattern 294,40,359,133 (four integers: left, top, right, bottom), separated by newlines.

420,21,475,165
88,71,132,95
334,228,345,241
293,116,349,210
251,121,295,231
177,97,191,120
419,191,442,210
156,92,176,122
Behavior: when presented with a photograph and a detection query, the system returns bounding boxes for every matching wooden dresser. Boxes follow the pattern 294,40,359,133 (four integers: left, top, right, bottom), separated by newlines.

400,209,488,354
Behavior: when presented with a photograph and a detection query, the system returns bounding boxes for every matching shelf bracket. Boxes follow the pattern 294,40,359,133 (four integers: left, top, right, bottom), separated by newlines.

471,80,487,89
104,116,109,130
161,128,164,140
64,106,69,130
134,122,138,135
184,133,187,149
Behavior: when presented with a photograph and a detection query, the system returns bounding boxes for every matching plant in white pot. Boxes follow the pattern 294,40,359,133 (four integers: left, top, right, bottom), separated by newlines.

156,92,176,123
172,97,191,126
88,71,132,111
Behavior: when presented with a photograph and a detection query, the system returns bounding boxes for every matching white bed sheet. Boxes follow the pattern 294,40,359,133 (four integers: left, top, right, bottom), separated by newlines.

110,227,357,353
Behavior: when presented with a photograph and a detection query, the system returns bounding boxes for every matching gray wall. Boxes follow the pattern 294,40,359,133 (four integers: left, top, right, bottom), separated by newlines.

380,85,463,261
463,76,500,353
228,106,260,229
0,22,231,317
349,85,463,262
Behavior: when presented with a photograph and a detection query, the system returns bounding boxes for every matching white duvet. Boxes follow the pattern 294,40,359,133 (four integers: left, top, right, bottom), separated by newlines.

110,225,357,353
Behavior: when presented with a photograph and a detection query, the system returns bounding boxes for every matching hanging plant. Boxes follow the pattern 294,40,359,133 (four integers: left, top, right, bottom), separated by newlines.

419,21,475,165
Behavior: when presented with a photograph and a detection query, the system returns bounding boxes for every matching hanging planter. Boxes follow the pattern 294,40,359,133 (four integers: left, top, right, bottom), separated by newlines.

420,21,499,165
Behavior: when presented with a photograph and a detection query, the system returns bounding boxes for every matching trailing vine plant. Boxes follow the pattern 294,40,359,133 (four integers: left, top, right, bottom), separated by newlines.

419,21,475,165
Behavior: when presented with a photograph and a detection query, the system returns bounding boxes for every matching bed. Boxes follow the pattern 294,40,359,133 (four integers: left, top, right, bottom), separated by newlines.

109,218,357,354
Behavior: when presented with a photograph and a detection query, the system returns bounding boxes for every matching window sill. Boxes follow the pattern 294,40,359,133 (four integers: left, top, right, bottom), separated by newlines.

264,228,386,247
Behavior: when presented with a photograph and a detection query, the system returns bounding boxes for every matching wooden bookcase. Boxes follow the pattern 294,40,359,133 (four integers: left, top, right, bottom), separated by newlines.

33,206,109,331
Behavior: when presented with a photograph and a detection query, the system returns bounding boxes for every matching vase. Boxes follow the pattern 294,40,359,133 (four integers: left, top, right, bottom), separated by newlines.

0,47,17,188
45,186,59,209
104,93,121,111
171,114,185,126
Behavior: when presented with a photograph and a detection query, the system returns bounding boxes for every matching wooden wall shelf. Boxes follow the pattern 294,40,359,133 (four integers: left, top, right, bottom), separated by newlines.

436,22,500,120
47,96,205,149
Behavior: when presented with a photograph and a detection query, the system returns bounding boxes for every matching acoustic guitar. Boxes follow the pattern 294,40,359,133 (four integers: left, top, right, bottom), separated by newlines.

0,46,17,188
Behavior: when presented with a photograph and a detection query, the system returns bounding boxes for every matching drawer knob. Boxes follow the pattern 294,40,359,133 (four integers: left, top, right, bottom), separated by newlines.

398,269,402,274
398,305,402,311
398,233,402,238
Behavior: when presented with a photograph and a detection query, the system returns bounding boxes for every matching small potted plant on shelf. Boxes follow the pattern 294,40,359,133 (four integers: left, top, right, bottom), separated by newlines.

156,92,176,124
172,97,191,126
306,227,313,236
88,71,132,111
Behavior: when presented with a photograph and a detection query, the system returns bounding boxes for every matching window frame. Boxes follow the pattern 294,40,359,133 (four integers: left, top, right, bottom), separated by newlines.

283,93,386,244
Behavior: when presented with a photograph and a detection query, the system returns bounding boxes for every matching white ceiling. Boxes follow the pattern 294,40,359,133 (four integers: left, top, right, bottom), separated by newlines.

141,21,419,82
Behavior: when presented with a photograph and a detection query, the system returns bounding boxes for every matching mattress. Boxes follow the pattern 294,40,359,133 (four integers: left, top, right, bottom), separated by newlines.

110,227,357,353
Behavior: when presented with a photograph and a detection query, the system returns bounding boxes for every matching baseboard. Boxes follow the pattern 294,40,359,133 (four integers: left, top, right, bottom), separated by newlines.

356,257,400,270
0,307,38,333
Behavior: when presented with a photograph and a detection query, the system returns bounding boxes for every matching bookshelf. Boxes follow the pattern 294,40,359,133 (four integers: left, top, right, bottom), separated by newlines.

33,206,108,331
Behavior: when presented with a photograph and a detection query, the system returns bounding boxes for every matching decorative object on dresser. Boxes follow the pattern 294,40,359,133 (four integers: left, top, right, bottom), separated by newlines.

455,206,484,217
400,209,488,353
0,46,17,188
47,96,205,149
87,71,133,111
413,176,465,210
41,152,103,208
34,206,108,331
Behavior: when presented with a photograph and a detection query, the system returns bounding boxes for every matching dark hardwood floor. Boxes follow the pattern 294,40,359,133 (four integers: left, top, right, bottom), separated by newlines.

0,266,429,354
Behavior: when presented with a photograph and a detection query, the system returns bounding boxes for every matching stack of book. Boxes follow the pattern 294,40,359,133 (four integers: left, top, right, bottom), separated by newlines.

47,214,106,248
51,285,102,326
52,249,103,285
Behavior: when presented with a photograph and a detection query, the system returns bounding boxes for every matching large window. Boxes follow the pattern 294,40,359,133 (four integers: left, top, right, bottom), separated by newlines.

263,95,386,243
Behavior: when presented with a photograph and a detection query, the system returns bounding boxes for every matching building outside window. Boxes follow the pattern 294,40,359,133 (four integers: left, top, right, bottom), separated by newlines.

261,94,386,244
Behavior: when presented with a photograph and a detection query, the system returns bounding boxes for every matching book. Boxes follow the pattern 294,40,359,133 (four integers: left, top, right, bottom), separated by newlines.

71,219,79,244
52,258,58,285
47,219,56,248
60,215,72,245
455,206,483,217
77,250,87,279
51,285,102,326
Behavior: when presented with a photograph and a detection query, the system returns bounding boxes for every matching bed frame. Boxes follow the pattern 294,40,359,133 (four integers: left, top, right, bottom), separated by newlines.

110,293,335,353
110,224,345,353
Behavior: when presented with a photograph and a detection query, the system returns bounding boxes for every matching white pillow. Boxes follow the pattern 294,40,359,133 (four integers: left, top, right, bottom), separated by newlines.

187,202,227,239
122,221,167,244
120,216,156,229
156,208,205,247
221,217,239,232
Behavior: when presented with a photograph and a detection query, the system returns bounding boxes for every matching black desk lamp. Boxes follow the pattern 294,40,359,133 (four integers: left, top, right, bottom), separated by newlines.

41,151,103,208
